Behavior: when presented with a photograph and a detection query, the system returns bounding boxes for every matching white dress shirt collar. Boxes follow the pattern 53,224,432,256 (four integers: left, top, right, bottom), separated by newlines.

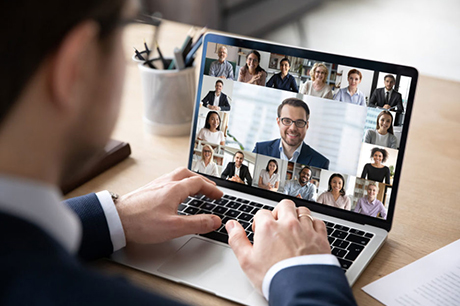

279,141,302,162
0,175,81,253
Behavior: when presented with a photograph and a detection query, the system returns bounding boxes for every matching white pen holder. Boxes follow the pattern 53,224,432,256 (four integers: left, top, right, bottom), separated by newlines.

137,60,196,136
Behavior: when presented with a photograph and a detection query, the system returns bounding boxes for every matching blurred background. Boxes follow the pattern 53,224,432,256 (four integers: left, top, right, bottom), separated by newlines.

143,0,460,82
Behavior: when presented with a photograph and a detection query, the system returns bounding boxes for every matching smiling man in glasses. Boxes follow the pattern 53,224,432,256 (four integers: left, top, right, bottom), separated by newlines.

253,98,330,169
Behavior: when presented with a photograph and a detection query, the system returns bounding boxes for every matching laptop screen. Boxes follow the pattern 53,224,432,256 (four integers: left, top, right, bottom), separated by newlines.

188,33,418,231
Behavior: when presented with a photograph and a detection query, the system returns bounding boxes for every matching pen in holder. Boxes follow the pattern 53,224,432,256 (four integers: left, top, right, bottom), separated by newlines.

134,57,196,136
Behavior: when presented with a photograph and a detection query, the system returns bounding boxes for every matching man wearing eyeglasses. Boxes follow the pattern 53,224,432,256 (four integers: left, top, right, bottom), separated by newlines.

253,98,330,169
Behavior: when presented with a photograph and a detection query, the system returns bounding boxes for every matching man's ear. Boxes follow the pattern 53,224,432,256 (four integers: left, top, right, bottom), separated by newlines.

48,21,100,112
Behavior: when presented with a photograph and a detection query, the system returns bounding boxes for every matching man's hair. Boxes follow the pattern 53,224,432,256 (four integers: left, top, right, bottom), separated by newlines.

277,98,310,121
384,74,396,82
215,80,224,86
280,57,291,66
235,150,244,158
299,165,311,177
0,0,126,125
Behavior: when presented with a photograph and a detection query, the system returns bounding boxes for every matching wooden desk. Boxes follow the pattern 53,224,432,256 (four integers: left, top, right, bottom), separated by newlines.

66,21,460,305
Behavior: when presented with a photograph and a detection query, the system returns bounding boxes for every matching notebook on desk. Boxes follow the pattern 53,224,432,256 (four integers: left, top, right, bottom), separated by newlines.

111,33,418,305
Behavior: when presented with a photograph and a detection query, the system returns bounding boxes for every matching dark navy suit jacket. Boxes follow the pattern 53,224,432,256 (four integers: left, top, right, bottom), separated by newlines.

201,91,230,111
0,193,355,305
253,138,330,170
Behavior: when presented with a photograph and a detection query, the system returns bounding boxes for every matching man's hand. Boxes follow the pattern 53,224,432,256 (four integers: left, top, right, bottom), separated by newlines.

226,200,330,290
229,175,244,184
208,105,220,111
296,193,302,199
116,167,223,245
383,104,391,109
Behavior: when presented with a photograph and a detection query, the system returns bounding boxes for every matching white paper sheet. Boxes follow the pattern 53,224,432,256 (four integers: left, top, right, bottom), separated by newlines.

362,239,460,306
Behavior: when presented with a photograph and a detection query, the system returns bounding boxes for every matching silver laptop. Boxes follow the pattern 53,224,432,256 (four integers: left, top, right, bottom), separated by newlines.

112,32,418,305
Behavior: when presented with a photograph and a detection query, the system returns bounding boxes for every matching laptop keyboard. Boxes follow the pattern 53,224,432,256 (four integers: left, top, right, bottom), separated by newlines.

178,194,374,271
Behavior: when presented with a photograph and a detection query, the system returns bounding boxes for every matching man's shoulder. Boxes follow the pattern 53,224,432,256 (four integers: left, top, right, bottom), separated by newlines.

301,143,328,161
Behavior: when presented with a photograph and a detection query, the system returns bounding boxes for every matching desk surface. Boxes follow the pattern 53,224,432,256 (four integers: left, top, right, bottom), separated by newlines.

66,21,460,305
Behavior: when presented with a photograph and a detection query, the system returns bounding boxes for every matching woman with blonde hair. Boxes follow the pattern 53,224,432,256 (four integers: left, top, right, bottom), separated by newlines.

299,62,333,99
193,144,219,176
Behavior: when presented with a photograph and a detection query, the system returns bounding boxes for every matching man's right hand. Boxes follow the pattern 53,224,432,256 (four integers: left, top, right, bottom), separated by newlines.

226,200,330,290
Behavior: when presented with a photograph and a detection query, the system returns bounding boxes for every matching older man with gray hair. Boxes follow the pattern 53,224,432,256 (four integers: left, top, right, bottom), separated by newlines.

209,45,234,80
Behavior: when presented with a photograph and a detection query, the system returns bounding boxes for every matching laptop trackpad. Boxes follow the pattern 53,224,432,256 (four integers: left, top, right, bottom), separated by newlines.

158,237,255,300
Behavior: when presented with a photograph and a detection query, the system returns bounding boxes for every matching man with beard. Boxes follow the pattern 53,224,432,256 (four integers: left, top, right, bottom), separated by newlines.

283,166,317,201
253,98,330,169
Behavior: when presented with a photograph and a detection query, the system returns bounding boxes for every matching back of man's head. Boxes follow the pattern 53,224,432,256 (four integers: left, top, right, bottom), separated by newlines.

0,0,126,125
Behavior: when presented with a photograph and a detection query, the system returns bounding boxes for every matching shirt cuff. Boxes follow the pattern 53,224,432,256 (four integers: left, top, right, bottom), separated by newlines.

95,190,126,251
262,254,340,301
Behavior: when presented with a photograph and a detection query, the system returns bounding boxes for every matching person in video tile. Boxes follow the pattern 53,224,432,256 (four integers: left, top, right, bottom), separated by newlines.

193,144,219,177
369,74,403,113
253,98,330,169
299,62,333,99
201,80,231,111
237,50,267,86
316,173,351,210
209,45,234,80
333,69,366,106
258,159,280,191
266,57,298,92
364,111,398,149
283,166,317,201
354,183,387,219
221,151,253,185
196,111,225,145
361,147,391,184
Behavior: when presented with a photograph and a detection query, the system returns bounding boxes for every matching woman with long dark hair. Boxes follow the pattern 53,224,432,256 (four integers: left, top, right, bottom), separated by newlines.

237,50,267,86
316,173,351,210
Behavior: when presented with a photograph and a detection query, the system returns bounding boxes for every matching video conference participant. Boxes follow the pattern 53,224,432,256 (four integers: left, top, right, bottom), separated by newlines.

299,62,333,99
266,57,298,92
221,151,253,185
333,69,366,106
258,159,280,191
361,147,391,184
196,111,225,145
253,98,330,169
193,144,219,177
354,183,387,218
283,166,317,201
201,80,231,111
369,74,404,113
0,0,357,304
316,173,351,210
238,50,267,86
209,45,234,80
364,111,398,149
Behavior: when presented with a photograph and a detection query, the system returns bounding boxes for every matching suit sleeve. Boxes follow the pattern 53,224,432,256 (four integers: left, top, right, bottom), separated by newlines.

64,193,113,261
220,94,231,111
268,265,357,306
201,92,211,108
395,92,404,112
244,166,253,186
221,163,231,179
369,89,378,107
323,158,330,170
